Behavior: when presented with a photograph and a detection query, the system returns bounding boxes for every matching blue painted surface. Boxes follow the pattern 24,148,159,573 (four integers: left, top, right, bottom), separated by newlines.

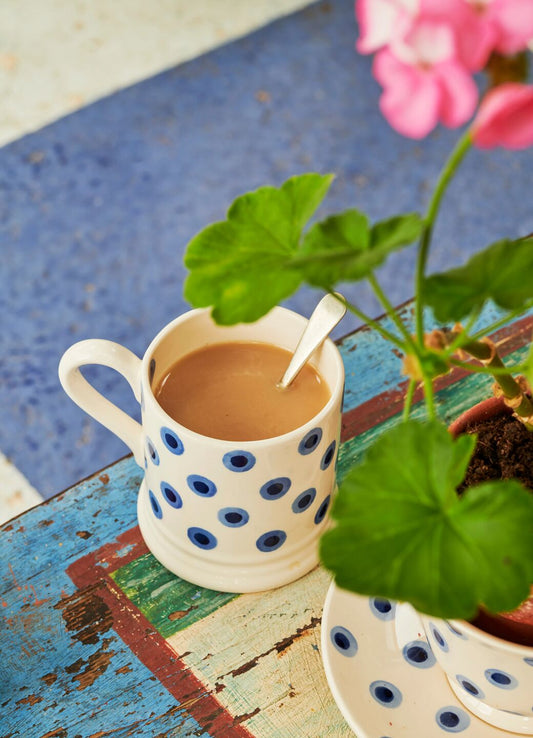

0,463,209,737
339,302,522,420
2,0,533,498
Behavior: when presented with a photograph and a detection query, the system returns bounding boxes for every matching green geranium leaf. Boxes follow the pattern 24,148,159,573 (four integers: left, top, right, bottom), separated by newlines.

184,173,333,324
297,211,423,288
422,237,533,323
184,171,423,322
370,213,425,251
320,420,533,620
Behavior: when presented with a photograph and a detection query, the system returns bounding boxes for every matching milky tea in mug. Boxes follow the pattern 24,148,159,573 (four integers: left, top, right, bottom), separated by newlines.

154,341,331,442
59,307,345,592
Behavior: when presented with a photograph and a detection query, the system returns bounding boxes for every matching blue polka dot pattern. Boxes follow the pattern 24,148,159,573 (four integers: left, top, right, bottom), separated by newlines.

524,657,533,666
160,482,182,509
446,621,467,639
256,530,287,552
218,507,249,527
455,674,484,699
435,706,470,732
320,440,336,470
314,495,330,525
430,623,449,652
298,427,323,455
485,669,518,689
402,640,436,669
187,527,217,550
369,680,402,708
149,489,162,519
260,477,291,501
223,450,256,472
330,626,358,657
160,427,184,455
292,488,316,513
369,597,396,621
146,437,160,466
187,474,217,497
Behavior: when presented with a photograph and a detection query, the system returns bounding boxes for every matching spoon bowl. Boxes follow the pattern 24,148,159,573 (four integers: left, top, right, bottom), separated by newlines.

277,293,346,390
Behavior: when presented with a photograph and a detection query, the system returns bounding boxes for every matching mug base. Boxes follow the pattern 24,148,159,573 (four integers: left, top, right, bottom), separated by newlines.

447,678,533,735
137,481,321,593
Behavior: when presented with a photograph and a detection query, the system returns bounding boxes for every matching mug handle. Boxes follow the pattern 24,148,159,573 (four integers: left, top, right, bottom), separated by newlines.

58,339,144,466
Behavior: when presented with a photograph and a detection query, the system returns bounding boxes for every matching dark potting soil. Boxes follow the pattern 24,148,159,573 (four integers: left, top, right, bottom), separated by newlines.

458,412,533,645
458,413,533,493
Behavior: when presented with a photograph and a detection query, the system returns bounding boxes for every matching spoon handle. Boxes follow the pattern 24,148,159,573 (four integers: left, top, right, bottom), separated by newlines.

278,293,346,389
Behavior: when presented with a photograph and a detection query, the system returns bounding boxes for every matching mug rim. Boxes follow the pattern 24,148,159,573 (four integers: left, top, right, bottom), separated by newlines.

140,305,345,447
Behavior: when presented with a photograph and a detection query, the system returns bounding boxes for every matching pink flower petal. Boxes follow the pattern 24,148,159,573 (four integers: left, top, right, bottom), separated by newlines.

373,48,421,102
472,83,533,149
374,50,441,138
420,0,465,12
355,0,417,54
490,0,533,55
398,18,456,65
436,61,479,128
453,8,498,71
373,47,408,87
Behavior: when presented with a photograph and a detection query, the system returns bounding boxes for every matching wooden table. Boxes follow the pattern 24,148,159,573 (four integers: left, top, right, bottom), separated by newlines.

2,305,531,738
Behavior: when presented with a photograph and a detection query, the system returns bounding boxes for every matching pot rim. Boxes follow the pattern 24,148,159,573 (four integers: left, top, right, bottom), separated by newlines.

449,395,512,438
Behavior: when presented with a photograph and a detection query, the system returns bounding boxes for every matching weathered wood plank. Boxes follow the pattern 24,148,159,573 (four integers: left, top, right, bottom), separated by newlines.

111,554,238,638
164,567,350,737
0,471,212,737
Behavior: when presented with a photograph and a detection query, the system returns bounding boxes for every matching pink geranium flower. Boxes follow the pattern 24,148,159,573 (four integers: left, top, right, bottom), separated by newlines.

455,0,533,71
373,17,478,138
355,0,533,68
471,83,533,149
355,0,533,139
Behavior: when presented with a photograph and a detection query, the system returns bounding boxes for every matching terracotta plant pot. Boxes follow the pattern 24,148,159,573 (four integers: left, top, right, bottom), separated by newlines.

450,396,533,647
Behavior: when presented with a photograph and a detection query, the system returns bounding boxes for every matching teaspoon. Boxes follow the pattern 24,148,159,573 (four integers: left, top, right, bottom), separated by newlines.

277,293,346,390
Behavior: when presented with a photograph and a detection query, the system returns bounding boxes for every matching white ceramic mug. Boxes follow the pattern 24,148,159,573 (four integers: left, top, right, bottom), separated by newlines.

59,306,345,593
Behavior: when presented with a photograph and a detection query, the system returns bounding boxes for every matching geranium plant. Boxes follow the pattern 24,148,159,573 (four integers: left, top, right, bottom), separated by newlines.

183,1,533,621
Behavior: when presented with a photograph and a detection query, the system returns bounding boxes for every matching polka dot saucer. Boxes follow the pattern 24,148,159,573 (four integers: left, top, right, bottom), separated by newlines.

321,583,511,737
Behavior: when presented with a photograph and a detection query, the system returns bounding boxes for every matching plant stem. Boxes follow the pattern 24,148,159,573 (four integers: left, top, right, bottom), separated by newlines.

468,301,533,342
442,307,483,356
460,338,533,418
414,130,473,345
368,273,418,352
423,375,436,419
463,305,483,336
402,379,417,422
449,359,528,376
339,296,409,351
